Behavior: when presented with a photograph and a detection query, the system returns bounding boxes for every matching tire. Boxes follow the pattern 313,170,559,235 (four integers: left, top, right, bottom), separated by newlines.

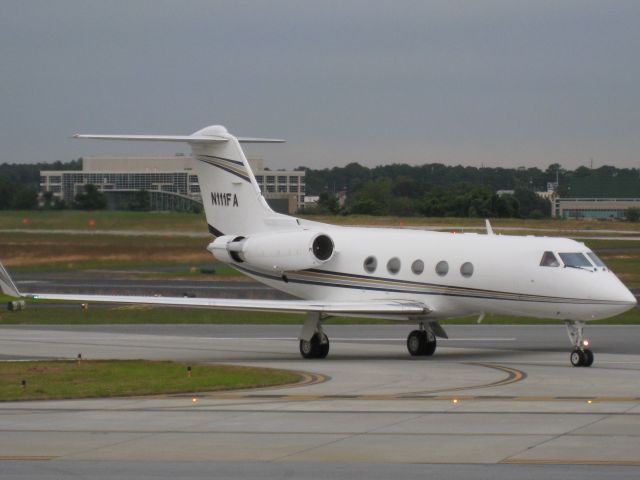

299,333,329,359
583,349,594,367
300,336,319,359
424,337,437,356
407,330,427,356
570,349,586,367
318,338,330,359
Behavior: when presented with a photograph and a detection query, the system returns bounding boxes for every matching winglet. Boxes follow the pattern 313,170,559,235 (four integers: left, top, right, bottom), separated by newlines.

0,260,21,298
485,219,494,235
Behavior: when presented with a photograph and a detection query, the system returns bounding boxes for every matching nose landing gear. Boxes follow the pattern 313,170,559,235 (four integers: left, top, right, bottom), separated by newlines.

566,320,594,367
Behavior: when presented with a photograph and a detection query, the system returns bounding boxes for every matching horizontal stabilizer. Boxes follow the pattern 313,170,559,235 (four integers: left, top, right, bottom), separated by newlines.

73,134,285,144
73,134,228,143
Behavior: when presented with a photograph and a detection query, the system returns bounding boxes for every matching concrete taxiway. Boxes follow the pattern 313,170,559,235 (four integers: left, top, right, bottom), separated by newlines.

1,323,640,478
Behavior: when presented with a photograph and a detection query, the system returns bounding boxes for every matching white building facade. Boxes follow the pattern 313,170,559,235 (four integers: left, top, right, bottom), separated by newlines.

40,156,304,213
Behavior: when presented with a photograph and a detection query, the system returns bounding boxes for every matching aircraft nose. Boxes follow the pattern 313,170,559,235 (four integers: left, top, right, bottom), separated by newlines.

610,282,637,308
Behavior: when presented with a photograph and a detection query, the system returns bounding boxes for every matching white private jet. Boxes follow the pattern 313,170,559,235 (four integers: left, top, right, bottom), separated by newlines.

1,125,636,367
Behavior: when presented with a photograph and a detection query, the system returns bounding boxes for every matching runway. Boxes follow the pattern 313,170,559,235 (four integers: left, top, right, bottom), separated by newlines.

1,324,640,478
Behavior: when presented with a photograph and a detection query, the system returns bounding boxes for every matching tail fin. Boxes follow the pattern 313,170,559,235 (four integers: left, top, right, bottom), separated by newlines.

75,125,299,236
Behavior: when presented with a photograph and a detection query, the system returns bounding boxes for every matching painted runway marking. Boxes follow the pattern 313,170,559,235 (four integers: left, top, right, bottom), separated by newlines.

157,337,518,342
194,393,640,403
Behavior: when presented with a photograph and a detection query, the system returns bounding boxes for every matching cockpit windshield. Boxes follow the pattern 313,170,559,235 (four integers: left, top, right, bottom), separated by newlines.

586,252,606,267
559,252,592,268
540,251,560,267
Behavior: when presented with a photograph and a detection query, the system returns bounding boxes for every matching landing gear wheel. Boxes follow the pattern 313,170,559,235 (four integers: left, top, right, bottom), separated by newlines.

407,330,436,356
299,333,330,359
570,349,586,367
407,330,427,356
566,320,594,367
424,337,437,356
317,337,330,359
583,349,594,367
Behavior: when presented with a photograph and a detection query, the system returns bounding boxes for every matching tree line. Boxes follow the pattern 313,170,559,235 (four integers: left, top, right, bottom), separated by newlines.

303,163,640,218
2,159,639,218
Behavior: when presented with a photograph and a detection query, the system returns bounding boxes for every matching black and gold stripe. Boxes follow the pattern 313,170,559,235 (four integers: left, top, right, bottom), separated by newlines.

197,154,251,183
236,265,631,307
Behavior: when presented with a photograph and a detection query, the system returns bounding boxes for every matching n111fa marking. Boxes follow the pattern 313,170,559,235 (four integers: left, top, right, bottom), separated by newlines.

211,192,238,207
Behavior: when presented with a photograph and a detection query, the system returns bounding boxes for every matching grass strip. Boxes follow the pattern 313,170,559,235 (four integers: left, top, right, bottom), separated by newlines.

0,360,300,402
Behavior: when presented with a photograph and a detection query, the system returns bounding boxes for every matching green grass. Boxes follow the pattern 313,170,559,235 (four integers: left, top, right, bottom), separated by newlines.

0,360,300,401
3,210,640,233
0,210,206,232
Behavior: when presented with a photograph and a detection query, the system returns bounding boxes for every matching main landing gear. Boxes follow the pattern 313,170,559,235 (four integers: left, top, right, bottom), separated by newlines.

299,312,330,359
407,324,437,357
299,332,330,359
566,320,594,367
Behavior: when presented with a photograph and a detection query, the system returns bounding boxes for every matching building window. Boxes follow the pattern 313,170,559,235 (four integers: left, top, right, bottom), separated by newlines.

266,185,275,193
266,176,275,184
277,185,287,193
255,176,264,183
290,186,298,193
189,175,198,183
277,176,287,183
50,176,61,183
435,261,449,276
289,176,298,184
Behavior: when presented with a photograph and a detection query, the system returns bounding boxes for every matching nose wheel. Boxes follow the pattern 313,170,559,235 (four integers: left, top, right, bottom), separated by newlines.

570,348,594,367
566,320,594,367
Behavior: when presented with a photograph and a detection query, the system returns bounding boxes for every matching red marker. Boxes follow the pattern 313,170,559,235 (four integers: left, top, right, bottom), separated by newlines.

88,219,96,226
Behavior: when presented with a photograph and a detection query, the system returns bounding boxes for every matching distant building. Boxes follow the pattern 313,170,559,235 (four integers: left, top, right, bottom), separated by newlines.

552,176,640,219
552,198,640,219
40,156,305,213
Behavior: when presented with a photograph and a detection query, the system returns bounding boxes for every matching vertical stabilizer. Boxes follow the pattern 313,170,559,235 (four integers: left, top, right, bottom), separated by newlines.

74,125,300,236
189,126,297,236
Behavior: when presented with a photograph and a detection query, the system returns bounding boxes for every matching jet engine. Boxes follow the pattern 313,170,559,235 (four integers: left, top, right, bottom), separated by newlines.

208,230,335,272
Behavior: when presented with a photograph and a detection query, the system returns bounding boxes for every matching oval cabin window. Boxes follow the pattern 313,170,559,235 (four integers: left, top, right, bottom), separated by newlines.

387,257,401,275
363,256,377,273
411,259,424,275
435,261,449,276
460,262,474,278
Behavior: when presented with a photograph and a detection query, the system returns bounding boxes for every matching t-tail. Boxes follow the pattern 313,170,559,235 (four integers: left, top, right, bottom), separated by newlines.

74,125,299,236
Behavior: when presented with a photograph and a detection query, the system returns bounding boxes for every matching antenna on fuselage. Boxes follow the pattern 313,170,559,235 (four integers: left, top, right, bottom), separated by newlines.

485,219,494,235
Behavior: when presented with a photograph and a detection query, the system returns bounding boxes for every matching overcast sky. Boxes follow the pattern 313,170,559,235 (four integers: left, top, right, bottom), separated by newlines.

1,0,639,170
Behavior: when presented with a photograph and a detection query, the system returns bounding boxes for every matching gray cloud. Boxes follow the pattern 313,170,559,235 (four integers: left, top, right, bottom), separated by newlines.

1,0,639,169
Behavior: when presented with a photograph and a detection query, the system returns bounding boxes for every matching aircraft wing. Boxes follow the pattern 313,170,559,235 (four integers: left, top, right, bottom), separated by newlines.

25,293,428,316
1,261,428,316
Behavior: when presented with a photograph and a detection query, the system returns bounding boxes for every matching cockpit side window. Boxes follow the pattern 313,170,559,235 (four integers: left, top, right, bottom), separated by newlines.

559,252,592,268
540,251,560,267
586,252,606,267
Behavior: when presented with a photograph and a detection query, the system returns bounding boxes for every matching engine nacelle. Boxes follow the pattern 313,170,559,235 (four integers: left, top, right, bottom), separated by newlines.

208,230,334,272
